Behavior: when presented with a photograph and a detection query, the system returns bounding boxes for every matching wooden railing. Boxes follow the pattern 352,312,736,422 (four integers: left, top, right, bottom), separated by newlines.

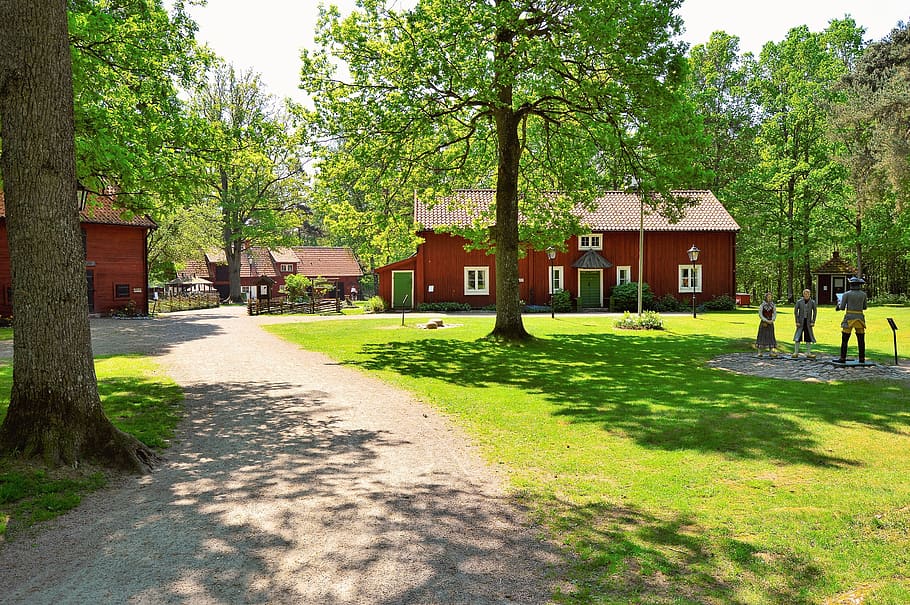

247,297,342,316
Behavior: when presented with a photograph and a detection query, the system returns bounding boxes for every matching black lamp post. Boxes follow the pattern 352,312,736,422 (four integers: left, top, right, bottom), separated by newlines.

687,244,700,318
76,181,88,211
546,246,556,319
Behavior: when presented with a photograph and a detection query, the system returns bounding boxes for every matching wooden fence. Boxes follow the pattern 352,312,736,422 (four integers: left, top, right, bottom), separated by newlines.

247,297,342,316
153,292,220,313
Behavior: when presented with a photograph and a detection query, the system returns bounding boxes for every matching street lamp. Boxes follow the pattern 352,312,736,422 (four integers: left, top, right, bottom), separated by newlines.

628,176,644,316
546,246,557,319
687,244,700,318
76,181,88,211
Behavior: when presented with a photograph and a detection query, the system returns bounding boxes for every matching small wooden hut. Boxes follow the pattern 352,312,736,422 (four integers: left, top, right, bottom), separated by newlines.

813,251,856,305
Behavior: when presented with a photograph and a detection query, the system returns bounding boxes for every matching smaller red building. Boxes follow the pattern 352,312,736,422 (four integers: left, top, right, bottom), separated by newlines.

813,251,856,305
0,193,156,316
376,189,740,310
181,246,364,300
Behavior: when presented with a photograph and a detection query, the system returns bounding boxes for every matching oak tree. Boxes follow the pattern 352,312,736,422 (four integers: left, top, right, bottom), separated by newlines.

302,0,700,340
0,0,156,471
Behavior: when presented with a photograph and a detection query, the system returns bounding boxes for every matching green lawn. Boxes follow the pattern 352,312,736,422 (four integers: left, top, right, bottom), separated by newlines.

0,355,183,538
266,306,910,605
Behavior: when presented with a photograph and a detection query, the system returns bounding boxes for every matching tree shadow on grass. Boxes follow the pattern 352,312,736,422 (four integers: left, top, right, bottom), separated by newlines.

0,379,559,604
354,332,910,468
544,497,822,604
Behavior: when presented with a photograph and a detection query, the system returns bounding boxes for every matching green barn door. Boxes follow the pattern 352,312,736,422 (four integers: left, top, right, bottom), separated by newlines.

391,271,414,309
578,270,602,309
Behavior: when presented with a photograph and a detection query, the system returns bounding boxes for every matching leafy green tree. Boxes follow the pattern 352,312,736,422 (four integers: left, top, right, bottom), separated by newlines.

685,31,761,195
308,137,425,270
0,0,155,471
69,0,215,284
302,0,703,340
148,199,222,283
749,21,861,300
830,20,910,293
191,64,309,302
70,0,211,209
283,273,312,301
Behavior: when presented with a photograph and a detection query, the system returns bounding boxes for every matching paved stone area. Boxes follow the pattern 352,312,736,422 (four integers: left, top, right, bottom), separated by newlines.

708,352,910,383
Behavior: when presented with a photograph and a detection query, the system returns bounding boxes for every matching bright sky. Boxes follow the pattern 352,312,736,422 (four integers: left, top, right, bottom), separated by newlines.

181,0,907,103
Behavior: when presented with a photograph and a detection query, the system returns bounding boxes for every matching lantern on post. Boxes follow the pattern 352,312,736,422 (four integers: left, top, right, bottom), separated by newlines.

76,181,88,211
546,246,557,319
687,245,701,318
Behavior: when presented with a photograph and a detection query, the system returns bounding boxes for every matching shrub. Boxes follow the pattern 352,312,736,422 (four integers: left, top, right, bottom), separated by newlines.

112,300,142,318
610,282,654,312
871,293,910,306
701,294,737,311
365,296,386,313
551,288,573,312
654,293,686,312
613,310,664,330
417,301,471,312
283,273,311,301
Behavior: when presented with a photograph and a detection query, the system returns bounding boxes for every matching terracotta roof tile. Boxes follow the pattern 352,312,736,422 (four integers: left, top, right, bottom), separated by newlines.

178,260,212,280
188,246,363,280
814,251,856,274
270,247,299,264
245,247,279,278
292,247,363,278
414,189,740,232
0,191,156,228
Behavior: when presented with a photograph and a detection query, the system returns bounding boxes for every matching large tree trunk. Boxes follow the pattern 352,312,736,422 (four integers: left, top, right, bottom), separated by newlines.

225,236,244,303
0,0,156,472
219,169,244,303
785,181,795,303
489,76,529,341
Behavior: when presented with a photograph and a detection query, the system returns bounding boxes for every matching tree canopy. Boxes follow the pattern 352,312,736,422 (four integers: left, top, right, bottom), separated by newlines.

302,0,703,339
190,63,309,301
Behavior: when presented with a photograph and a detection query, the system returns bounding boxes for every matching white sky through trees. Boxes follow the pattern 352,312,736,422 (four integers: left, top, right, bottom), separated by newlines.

180,1,906,104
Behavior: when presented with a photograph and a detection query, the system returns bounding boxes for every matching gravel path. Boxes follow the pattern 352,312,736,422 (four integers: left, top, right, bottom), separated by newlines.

0,307,559,604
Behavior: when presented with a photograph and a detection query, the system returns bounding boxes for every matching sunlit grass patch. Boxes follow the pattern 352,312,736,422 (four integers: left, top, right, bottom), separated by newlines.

266,307,910,604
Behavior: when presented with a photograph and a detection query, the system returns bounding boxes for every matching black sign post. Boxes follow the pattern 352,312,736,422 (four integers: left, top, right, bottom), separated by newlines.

401,295,409,327
887,318,898,366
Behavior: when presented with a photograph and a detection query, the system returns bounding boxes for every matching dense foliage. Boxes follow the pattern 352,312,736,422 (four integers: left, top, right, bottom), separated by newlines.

301,0,704,339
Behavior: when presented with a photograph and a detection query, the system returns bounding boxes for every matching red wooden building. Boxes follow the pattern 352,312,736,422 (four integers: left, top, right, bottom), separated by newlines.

0,193,156,317
376,189,740,310
181,246,364,300
812,250,856,305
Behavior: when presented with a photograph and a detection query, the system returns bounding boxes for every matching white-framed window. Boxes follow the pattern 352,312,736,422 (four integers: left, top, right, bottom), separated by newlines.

279,263,294,273
678,265,702,293
617,266,632,285
578,234,602,250
464,266,489,295
241,285,254,299
549,266,564,294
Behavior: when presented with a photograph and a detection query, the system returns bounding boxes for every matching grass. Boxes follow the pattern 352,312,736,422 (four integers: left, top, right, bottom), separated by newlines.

0,355,183,538
265,306,910,605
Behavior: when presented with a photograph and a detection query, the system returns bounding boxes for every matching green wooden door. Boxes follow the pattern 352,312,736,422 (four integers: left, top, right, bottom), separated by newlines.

578,270,602,309
391,271,413,308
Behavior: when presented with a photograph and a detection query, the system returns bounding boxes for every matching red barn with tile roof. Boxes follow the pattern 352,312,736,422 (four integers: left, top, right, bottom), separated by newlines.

0,193,156,316
375,189,740,310
180,246,363,300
